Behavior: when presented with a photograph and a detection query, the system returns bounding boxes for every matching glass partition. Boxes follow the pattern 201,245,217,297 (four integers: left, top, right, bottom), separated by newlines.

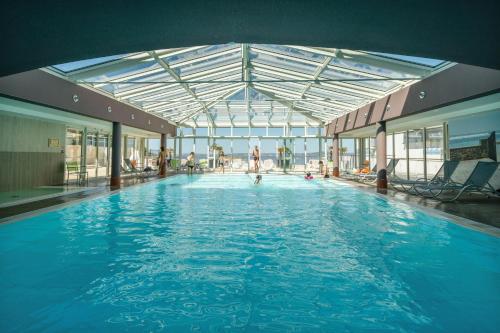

426,126,444,179
293,138,306,171
394,132,408,179
232,139,248,171
65,129,83,183
86,132,98,179
97,134,110,177
261,138,278,171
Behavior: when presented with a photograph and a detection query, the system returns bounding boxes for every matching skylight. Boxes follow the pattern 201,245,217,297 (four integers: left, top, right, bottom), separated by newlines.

48,45,451,127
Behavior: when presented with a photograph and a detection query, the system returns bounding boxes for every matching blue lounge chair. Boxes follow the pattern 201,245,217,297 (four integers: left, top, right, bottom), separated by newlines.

416,161,499,201
390,160,460,193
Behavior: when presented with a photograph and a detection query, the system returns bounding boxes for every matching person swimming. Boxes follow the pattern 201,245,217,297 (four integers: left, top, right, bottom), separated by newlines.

254,175,262,184
305,172,313,180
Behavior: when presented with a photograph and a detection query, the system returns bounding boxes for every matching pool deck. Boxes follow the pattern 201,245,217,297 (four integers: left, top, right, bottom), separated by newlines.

1,172,499,235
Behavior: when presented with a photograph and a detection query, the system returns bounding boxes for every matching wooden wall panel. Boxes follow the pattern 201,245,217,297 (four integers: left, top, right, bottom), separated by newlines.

0,70,176,136
326,119,337,136
368,96,389,124
344,110,357,131
354,105,372,128
382,87,410,121
0,152,65,191
334,115,347,133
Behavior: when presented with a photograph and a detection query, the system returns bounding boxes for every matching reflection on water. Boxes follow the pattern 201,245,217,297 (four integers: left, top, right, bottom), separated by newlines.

0,175,499,332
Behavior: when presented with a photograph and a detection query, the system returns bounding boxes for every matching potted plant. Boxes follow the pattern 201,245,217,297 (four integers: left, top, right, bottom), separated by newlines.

277,146,292,168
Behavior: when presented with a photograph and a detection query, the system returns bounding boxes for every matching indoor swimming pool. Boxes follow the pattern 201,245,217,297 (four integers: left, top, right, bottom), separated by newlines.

0,174,499,332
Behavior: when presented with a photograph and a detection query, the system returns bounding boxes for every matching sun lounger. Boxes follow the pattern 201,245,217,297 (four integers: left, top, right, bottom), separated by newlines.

124,158,147,177
263,159,274,172
357,159,399,183
342,164,376,180
416,161,499,201
306,160,320,172
390,160,460,193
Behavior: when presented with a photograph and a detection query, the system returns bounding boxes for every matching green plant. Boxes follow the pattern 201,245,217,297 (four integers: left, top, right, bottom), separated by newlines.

210,144,223,153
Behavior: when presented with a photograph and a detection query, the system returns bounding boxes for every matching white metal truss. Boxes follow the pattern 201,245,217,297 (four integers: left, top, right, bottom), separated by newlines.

48,43,453,128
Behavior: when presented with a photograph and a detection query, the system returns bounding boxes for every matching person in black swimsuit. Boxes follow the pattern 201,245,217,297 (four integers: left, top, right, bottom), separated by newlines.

252,145,260,173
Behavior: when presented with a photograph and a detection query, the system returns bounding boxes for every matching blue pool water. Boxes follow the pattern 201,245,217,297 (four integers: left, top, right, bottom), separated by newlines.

0,174,499,332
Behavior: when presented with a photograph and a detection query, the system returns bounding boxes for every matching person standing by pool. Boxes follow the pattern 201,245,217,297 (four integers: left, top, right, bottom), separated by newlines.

252,145,260,173
166,148,172,169
218,151,225,174
187,152,195,175
158,146,167,176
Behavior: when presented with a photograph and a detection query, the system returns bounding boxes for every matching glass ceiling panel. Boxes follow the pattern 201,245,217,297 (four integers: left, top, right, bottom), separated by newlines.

254,44,327,64
101,72,173,95
52,54,129,73
329,57,418,79
47,43,450,127
81,59,160,84
163,44,238,66
250,51,317,77
367,52,445,67
175,53,241,78
320,67,399,91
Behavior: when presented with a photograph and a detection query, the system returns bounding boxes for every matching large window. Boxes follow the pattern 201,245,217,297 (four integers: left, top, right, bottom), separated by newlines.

394,132,407,179
408,129,425,179
347,125,445,179
294,138,305,171
426,126,444,179
86,133,98,179
97,134,110,177
65,129,83,182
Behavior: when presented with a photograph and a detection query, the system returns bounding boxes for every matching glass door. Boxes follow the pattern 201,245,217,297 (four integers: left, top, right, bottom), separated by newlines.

97,134,109,177
260,138,278,172
65,128,83,183
86,132,98,180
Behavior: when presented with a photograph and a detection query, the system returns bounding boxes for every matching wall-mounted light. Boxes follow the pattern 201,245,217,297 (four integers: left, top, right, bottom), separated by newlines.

107,106,112,113
72,94,79,103
131,114,135,120
161,124,164,129
386,105,391,112
148,119,151,125
364,113,368,118
419,91,426,100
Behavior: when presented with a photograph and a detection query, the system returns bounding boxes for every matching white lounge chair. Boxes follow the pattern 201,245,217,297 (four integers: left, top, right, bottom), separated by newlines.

232,158,242,170
306,160,320,172
263,159,274,172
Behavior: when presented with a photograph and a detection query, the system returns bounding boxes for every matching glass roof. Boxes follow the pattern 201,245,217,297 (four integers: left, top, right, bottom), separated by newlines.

48,44,451,127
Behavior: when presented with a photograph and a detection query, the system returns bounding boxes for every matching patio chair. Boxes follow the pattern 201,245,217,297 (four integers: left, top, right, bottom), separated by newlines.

390,160,460,193
357,159,399,183
417,161,499,201
232,158,242,170
342,164,376,180
262,159,274,172
65,161,88,186
124,158,153,177
306,160,320,172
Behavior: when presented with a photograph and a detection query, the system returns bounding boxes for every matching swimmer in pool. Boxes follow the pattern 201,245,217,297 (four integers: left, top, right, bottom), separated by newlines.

305,172,314,180
254,175,262,184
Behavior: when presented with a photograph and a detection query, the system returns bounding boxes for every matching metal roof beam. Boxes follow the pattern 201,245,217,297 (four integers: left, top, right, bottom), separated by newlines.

149,50,216,127
177,86,243,124
252,86,324,124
